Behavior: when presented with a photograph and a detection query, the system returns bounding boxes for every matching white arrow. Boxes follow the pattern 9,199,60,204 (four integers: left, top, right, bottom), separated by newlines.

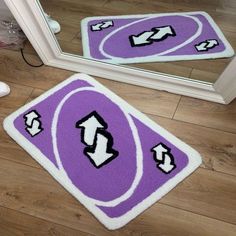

24,111,39,126
130,25,175,46
102,20,113,28
77,114,105,146
86,133,114,167
91,23,103,31
195,39,218,51
151,143,176,174
151,143,169,161
91,20,113,31
196,42,208,51
207,39,218,48
130,31,154,46
158,154,175,173
26,119,42,136
150,26,175,40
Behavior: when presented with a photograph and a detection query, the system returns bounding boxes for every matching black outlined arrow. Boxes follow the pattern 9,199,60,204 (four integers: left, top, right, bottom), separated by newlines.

151,143,169,161
129,25,176,47
24,110,43,137
91,20,114,31
24,110,39,126
26,120,43,137
85,130,118,168
195,39,219,52
76,111,119,168
151,143,176,174
76,111,107,146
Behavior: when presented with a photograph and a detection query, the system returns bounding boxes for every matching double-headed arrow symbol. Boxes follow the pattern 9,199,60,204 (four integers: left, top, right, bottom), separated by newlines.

24,110,43,137
195,39,219,52
91,20,114,31
129,25,176,47
76,111,118,168
151,143,176,174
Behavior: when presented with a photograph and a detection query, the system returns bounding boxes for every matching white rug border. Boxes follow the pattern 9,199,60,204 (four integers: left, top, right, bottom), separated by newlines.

3,73,202,230
81,11,234,64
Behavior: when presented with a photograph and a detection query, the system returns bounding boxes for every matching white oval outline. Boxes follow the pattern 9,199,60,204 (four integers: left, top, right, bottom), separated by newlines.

99,14,203,59
51,87,143,207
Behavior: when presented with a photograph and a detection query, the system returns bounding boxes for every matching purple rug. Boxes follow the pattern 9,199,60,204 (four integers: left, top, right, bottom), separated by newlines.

81,11,234,64
4,74,202,230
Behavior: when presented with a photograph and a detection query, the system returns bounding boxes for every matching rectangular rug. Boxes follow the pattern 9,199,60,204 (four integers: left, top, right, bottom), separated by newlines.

4,73,202,230
81,11,234,64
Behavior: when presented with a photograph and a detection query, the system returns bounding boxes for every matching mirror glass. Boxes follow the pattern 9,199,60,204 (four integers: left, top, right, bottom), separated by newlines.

39,0,235,84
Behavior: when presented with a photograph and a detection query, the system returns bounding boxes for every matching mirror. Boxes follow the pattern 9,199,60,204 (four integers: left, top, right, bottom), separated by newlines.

39,0,235,84
4,0,236,104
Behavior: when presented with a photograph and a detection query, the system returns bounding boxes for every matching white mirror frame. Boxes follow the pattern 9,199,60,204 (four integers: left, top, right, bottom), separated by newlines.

5,0,236,104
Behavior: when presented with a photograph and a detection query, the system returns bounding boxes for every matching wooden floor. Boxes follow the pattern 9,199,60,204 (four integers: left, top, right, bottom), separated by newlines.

0,46,236,235
38,0,236,83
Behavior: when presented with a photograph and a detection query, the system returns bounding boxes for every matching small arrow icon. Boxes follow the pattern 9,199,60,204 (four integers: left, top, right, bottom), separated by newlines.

151,143,176,174
130,31,154,47
129,25,176,47
24,110,40,126
195,39,219,52
91,20,114,31
85,131,119,168
76,111,107,146
158,155,176,173
26,119,42,137
151,143,169,161
150,26,176,40
24,110,43,137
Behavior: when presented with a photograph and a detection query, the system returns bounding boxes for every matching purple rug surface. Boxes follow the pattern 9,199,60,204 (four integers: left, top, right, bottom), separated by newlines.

81,11,234,64
4,74,202,230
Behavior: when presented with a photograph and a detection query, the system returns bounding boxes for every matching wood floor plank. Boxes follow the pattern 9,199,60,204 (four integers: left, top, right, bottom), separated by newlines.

41,0,107,10
102,0,236,32
159,167,236,225
55,22,79,43
150,115,236,176
58,39,83,55
0,127,39,169
213,12,236,33
190,69,219,83
133,62,192,78
23,40,39,55
217,1,236,15
174,96,236,133
139,203,236,236
24,88,45,103
0,159,108,235
0,81,31,167
172,58,230,75
0,82,33,121
0,85,41,168
0,154,236,226
96,78,181,118
0,49,73,90
0,158,235,235
0,206,92,236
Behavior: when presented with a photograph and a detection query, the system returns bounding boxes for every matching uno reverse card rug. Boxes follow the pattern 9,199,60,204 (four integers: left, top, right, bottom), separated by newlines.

81,11,234,64
4,74,202,230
